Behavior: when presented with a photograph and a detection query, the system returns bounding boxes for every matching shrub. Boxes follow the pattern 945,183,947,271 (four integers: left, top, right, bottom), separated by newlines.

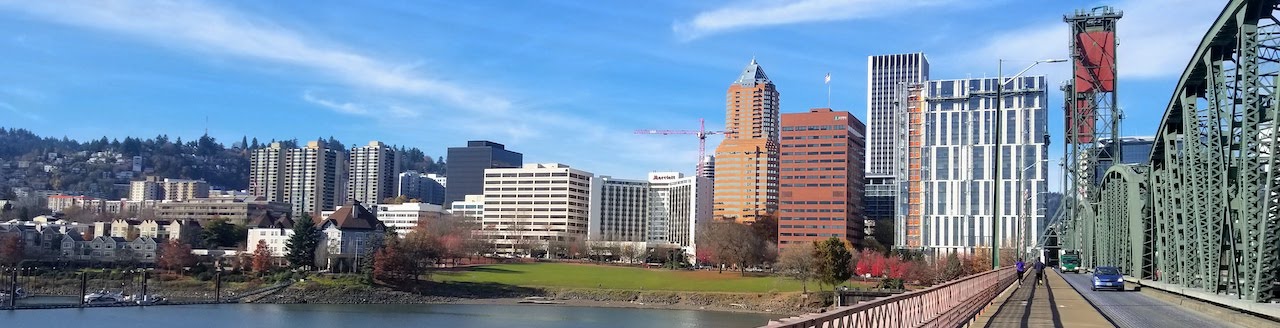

196,272,214,281
876,278,904,290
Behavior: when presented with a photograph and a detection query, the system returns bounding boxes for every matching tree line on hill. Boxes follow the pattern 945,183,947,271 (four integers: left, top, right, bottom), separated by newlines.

0,127,445,200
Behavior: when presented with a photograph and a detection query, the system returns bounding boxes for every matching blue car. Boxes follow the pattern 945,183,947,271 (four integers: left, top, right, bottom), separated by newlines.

1091,266,1125,291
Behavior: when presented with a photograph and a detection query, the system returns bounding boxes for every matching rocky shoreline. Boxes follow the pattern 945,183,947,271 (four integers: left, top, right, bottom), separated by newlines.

16,276,830,315
252,281,829,315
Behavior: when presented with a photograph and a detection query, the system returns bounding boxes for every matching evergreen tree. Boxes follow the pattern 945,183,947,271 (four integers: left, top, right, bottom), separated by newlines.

285,213,320,270
813,237,853,291
251,137,260,149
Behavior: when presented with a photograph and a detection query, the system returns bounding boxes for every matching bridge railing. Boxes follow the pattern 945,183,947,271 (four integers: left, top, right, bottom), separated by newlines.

761,266,1016,328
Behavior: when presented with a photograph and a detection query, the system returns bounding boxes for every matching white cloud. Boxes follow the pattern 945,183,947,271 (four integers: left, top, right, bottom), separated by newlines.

953,0,1221,80
674,0,958,40
301,91,369,116
0,0,511,113
0,101,40,121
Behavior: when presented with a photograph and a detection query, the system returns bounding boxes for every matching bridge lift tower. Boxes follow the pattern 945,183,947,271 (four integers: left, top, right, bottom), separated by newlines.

1055,6,1123,268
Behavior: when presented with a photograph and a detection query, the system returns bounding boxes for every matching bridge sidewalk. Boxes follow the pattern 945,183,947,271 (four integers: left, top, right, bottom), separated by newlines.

971,268,1112,328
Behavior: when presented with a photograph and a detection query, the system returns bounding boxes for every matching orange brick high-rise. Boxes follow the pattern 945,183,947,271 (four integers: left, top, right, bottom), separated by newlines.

778,108,866,249
712,59,780,224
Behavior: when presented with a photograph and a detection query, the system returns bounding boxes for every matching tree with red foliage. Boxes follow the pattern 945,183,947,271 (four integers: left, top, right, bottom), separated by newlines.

372,237,411,281
251,239,272,274
696,245,716,267
886,256,909,279
854,250,873,277
868,252,888,277
904,258,938,285
0,233,24,266
157,239,196,272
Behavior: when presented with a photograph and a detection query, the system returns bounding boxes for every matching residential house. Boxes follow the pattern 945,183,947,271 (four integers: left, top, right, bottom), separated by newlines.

247,212,295,257
87,236,128,262
315,201,386,272
109,219,143,239
60,231,91,261
138,219,200,244
121,236,159,263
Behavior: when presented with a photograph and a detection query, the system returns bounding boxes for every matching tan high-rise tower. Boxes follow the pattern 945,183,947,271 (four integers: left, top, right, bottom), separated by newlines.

712,59,780,224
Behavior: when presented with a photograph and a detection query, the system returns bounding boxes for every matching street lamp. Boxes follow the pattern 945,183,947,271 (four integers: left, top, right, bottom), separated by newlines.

1015,162,1037,260
992,58,1065,270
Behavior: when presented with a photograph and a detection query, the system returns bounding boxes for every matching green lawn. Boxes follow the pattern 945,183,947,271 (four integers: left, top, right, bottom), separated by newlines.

434,262,813,293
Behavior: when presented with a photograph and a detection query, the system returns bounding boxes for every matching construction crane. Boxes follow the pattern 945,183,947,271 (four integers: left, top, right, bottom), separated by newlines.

634,118,729,176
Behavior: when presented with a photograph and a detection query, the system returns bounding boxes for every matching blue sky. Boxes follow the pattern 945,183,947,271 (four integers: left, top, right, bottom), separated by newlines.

0,0,1221,190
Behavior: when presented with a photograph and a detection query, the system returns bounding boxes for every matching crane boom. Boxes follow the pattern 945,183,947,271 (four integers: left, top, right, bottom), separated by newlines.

634,118,727,176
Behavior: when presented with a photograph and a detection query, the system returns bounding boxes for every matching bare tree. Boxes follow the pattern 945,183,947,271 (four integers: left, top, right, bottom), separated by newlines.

620,244,639,264
777,242,817,293
697,221,765,275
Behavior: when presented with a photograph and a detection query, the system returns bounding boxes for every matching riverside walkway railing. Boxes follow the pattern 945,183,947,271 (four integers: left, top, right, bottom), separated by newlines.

762,266,1016,328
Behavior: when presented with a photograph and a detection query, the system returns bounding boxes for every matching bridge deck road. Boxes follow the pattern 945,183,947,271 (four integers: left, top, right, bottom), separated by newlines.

978,267,1111,328
1058,270,1241,328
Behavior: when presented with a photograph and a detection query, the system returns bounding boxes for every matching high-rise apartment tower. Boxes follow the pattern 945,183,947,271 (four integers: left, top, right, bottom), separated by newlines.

348,141,400,205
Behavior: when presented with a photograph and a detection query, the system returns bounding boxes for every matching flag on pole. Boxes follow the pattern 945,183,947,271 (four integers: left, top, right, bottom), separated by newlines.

824,73,831,84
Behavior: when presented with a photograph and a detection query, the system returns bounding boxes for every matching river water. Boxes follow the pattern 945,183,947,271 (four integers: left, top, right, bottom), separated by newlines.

1,302,780,328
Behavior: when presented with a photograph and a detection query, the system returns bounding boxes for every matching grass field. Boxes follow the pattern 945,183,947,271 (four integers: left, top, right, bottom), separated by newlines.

434,262,830,293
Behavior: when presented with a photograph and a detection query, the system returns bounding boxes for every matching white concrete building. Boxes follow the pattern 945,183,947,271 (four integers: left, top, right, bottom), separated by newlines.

251,140,349,217
587,172,712,254
478,163,592,256
371,202,448,237
283,140,347,217
588,176,650,242
428,174,447,188
449,194,484,223
161,178,210,201
250,142,288,202
129,176,161,201
647,172,712,251
919,76,1048,253
348,141,399,206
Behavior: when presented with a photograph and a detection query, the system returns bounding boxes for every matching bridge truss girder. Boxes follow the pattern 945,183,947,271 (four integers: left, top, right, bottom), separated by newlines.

1088,0,1280,303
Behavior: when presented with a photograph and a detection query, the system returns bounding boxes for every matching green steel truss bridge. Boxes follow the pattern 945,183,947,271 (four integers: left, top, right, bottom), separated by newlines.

763,1,1280,327
1052,0,1280,304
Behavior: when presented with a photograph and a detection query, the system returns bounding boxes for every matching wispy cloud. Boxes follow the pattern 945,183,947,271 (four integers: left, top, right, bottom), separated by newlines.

301,91,369,116
0,101,40,121
673,0,959,41
0,0,511,113
952,0,1220,80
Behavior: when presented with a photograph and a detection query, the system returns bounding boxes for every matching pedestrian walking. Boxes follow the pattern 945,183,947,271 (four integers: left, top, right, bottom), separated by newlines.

1034,260,1046,285
1016,258,1026,286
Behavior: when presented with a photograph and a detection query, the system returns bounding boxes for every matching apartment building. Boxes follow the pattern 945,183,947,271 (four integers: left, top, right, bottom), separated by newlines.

348,141,400,206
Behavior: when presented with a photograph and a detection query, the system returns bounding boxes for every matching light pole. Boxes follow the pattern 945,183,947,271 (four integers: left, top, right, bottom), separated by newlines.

992,58,1065,269
1016,161,1037,259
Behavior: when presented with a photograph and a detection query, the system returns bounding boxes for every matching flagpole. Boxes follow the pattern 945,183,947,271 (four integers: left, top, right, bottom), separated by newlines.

826,73,832,108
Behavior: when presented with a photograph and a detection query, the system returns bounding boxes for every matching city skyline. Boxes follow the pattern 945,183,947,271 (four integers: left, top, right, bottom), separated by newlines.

0,0,1221,186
